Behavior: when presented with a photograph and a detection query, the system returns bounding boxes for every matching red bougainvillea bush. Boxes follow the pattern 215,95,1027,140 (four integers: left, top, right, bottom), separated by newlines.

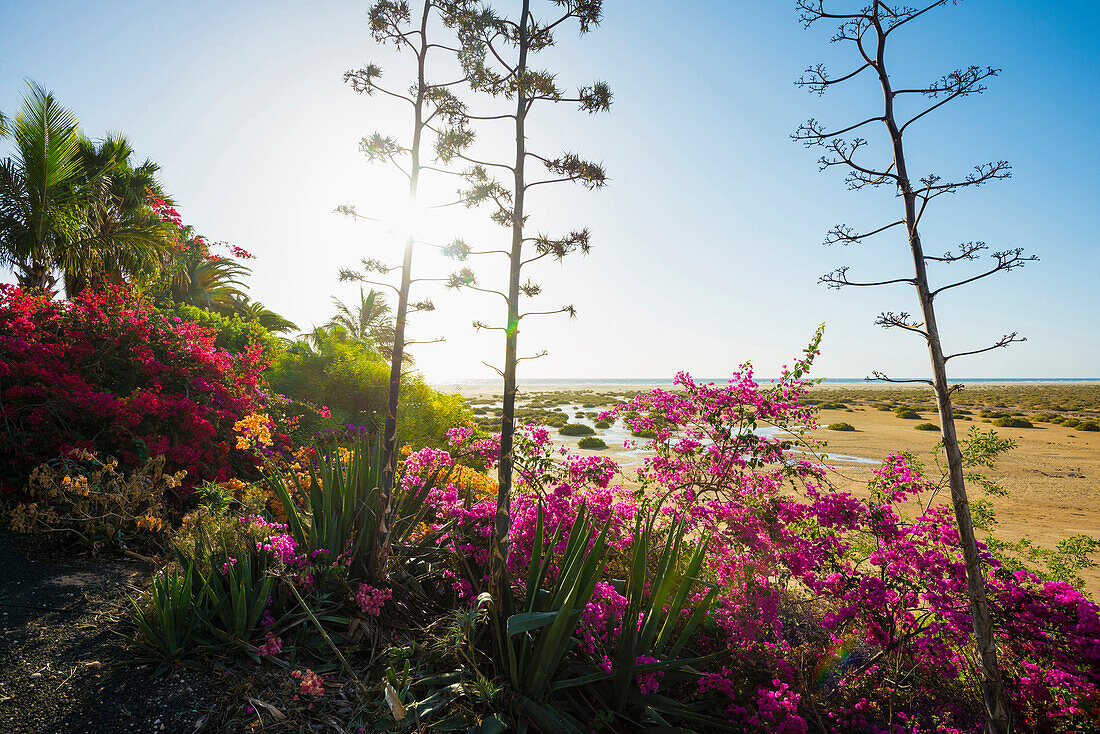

0,284,267,495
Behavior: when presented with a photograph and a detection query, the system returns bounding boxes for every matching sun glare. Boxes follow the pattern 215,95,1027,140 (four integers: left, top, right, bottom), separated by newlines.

387,197,425,238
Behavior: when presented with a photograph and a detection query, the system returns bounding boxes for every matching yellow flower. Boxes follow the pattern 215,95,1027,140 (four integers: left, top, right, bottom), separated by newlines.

164,470,188,489
135,514,165,532
219,477,246,493
233,413,274,449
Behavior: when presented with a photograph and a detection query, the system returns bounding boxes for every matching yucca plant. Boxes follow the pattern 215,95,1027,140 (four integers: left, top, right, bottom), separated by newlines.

126,567,204,674
498,505,729,731
266,437,452,577
201,544,274,649
597,510,727,730
486,503,614,732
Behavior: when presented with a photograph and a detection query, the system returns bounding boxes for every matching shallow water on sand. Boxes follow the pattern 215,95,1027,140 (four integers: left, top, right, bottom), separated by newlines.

509,402,881,467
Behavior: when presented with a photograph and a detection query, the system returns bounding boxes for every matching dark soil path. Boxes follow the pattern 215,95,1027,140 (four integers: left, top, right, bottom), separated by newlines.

0,532,225,733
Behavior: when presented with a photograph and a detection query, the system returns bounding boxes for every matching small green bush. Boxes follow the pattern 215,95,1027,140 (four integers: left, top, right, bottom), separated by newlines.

826,422,855,431
559,423,595,436
895,409,921,420
578,436,608,449
632,429,658,439
594,420,611,429
1078,421,1100,432
992,417,1033,428
876,404,892,411
914,422,939,431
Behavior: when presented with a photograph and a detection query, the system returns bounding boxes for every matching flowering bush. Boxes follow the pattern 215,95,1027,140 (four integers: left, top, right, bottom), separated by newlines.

0,285,268,494
407,329,1100,731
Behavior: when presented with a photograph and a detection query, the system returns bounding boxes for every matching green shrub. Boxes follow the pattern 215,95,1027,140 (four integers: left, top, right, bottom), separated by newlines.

895,409,921,420
559,423,595,436
826,422,855,431
594,420,611,429
631,429,658,439
1079,421,1100,432
578,436,608,449
992,417,1033,428
268,332,469,447
1061,418,1081,428
164,302,284,358
914,422,939,431
876,404,892,411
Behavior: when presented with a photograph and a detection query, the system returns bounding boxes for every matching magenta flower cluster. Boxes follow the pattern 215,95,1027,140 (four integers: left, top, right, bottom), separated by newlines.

414,332,1100,730
291,668,324,698
355,583,392,616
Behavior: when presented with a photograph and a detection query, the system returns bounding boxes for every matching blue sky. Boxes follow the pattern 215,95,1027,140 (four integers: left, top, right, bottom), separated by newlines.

2,1,1097,381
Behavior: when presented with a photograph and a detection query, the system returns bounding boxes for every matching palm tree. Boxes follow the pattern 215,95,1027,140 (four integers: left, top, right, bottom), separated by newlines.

161,234,251,312
237,299,298,334
0,81,84,293
61,134,176,296
0,81,174,295
326,288,398,359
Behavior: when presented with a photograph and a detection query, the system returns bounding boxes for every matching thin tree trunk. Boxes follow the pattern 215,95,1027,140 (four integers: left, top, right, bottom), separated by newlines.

488,0,530,609
369,1,430,582
871,10,1009,731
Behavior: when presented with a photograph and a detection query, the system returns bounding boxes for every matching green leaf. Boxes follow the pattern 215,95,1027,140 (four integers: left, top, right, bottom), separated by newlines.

507,611,560,637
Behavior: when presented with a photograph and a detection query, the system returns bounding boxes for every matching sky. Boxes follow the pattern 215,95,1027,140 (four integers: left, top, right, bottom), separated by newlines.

1,1,1097,382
